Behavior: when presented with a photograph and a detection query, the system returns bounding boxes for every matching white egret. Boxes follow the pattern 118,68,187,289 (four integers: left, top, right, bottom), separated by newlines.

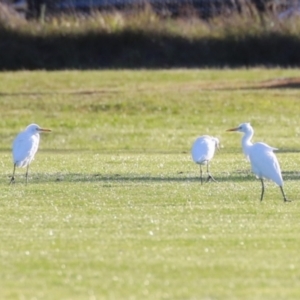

191,135,220,184
10,123,51,185
227,122,289,202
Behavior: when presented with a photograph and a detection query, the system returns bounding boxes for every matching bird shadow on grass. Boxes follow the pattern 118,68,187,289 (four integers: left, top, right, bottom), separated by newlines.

6,169,299,185
36,171,255,184
5,172,239,184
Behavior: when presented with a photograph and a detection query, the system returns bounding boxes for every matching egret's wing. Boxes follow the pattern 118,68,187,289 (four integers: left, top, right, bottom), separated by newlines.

191,137,215,164
249,143,283,185
13,132,39,167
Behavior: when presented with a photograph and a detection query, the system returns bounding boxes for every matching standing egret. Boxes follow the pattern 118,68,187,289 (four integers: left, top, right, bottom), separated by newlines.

10,123,51,185
191,135,220,184
227,122,289,202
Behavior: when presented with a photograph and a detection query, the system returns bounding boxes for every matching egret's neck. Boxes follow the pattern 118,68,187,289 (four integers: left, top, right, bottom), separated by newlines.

241,129,253,157
31,132,40,142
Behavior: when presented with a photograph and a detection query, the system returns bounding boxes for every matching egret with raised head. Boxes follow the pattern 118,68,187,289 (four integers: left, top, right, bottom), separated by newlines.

191,135,219,184
10,123,51,185
227,122,289,202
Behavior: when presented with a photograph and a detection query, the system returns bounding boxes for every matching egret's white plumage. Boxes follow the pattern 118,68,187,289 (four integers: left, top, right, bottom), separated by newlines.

191,135,219,183
227,122,289,202
10,124,51,184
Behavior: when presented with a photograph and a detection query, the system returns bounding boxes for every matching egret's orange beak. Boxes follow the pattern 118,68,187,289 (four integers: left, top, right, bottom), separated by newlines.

38,128,52,132
226,127,239,132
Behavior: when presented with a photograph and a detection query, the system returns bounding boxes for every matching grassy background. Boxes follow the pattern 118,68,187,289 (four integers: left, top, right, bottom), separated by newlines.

2,69,300,151
1,69,300,299
1,4,300,69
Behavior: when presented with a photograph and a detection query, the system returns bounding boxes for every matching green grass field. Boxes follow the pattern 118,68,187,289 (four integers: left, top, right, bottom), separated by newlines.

1,69,300,299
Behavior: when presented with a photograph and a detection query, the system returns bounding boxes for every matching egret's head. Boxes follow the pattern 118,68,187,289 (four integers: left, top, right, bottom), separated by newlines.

26,123,52,134
226,122,253,134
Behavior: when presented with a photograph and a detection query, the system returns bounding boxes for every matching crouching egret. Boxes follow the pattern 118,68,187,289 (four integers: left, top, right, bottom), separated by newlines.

10,123,51,185
191,135,220,184
227,122,290,202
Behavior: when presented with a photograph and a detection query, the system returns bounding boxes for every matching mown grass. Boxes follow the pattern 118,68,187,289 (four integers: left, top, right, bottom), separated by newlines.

1,69,300,151
1,69,300,299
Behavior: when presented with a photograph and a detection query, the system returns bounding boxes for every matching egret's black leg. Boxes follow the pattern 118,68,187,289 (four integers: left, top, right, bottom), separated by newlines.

25,164,29,185
9,164,16,185
200,165,203,184
260,178,265,201
280,186,291,202
206,163,216,182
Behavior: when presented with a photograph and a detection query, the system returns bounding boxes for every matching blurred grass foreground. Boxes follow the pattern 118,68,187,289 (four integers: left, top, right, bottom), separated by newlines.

1,0,300,69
